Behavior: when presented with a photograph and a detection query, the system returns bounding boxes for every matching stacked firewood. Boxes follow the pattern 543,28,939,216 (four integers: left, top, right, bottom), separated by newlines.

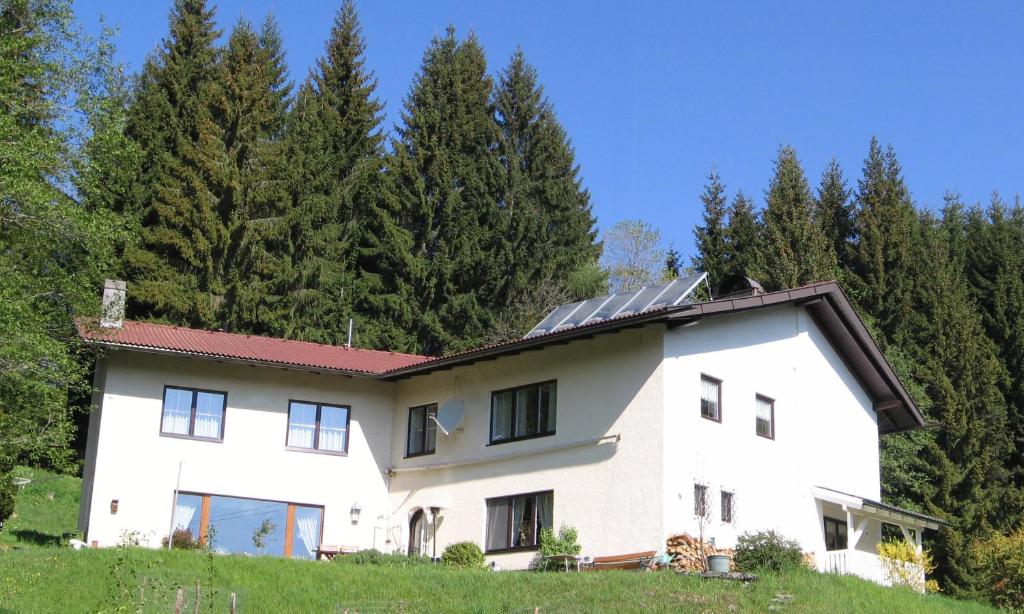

665,533,735,572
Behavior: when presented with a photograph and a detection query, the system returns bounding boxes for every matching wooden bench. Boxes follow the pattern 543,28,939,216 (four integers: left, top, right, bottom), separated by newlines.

587,550,658,571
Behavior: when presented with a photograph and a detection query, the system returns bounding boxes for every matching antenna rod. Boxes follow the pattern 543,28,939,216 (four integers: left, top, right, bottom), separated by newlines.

347,319,353,348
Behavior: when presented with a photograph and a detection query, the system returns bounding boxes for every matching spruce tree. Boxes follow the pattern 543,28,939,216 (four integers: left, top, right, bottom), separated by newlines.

692,169,728,285
905,210,1015,594
283,1,400,347
722,191,761,281
219,15,294,335
965,195,1024,492
493,48,600,308
388,27,503,354
758,146,835,291
848,138,917,342
122,0,226,327
814,158,854,272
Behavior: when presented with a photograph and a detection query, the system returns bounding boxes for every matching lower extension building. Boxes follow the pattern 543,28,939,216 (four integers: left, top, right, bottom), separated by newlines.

78,275,944,584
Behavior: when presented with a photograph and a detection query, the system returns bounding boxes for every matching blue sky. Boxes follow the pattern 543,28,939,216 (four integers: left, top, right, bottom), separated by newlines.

74,0,1023,258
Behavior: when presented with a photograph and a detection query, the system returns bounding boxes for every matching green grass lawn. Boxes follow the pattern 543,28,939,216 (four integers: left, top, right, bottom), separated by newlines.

0,467,999,613
0,466,81,550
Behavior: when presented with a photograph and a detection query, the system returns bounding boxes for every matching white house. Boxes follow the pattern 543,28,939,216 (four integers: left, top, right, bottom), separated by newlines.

77,275,944,585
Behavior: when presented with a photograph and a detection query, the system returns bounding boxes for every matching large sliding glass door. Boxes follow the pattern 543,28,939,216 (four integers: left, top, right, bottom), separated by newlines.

170,492,323,559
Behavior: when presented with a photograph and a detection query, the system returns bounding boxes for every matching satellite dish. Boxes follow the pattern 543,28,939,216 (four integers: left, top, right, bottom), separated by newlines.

433,399,465,436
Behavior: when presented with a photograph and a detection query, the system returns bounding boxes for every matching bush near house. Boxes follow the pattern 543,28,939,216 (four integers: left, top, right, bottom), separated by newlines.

531,525,582,570
972,529,1024,611
440,542,485,568
877,539,938,593
337,549,432,567
733,530,804,572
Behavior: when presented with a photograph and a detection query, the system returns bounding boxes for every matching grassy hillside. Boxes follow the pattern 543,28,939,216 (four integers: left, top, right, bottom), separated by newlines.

0,466,81,550
0,548,998,613
0,467,998,613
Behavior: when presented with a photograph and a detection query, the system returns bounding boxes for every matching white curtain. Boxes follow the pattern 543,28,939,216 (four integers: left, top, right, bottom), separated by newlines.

162,411,190,435
318,427,346,452
173,500,197,531
193,414,221,438
296,514,320,558
288,423,315,448
485,499,509,551
701,378,719,417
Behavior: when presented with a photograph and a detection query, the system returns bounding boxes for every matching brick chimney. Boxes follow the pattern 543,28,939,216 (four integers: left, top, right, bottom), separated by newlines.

100,279,126,328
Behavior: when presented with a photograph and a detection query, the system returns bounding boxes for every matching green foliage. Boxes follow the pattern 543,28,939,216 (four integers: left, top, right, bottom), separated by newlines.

0,0,130,524
440,541,486,569
877,539,937,593
722,191,762,280
531,525,582,571
335,548,432,567
161,528,203,550
733,530,803,573
692,169,729,285
758,145,836,290
972,528,1024,610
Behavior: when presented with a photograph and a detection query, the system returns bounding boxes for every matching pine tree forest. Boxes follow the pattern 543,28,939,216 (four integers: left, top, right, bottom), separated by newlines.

2,0,1024,600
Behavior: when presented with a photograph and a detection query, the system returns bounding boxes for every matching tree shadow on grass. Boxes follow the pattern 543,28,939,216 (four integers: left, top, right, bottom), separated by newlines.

11,529,62,547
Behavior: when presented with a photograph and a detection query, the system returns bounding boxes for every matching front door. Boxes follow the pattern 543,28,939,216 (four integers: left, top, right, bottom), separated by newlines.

408,509,425,556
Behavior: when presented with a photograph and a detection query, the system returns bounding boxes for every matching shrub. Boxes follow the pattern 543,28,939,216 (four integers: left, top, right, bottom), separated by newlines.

877,539,937,593
972,528,1024,610
441,542,485,569
531,525,583,571
160,528,203,550
337,549,433,567
733,530,802,572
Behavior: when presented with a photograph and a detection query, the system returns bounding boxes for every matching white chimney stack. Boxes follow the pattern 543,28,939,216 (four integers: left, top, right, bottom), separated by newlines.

100,279,126,328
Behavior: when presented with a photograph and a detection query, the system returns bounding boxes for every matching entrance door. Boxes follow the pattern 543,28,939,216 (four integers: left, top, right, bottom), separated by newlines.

408,509,425,556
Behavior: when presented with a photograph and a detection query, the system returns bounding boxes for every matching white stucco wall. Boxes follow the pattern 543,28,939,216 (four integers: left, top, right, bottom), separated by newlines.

387,327,665,568
661,305,882,557
83,351,395,551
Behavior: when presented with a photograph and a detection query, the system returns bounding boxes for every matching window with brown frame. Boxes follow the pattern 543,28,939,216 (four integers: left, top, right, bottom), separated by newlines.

170,492,323,559
485,491,553,552
824,516,848,551
721,490,735,523
755,395,775,439
700,375,721,422
406,403,437,457
160,386,226,441
286,400,350,454
489,381,556,445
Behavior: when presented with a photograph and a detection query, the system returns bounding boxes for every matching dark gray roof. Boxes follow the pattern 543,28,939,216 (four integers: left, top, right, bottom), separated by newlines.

815,486,950,527
383,281,925,434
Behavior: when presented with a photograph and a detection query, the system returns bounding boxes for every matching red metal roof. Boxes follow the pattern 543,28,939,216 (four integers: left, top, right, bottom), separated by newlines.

78,320,430,375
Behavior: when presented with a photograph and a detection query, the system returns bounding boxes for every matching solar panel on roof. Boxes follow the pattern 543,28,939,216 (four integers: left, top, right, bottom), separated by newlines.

647,273,706,309
525,300,585,337
523,272,708,338
552,295,614,331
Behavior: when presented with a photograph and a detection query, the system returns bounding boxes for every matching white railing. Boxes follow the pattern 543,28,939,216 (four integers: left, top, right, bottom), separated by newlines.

821,549,925,591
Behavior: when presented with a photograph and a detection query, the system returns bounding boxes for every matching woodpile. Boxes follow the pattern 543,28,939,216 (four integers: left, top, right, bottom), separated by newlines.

665,534,734,572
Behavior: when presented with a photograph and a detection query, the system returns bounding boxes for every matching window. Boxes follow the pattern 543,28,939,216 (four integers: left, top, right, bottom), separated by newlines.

287,401,350,454
824,516,848,551
700,375,721,422
406,403,437,457
756,395,775,439
485,491,553,552
170,492,323,559
721,491,735,523
694,483,709,518
489,381,556,444
161,386,226,440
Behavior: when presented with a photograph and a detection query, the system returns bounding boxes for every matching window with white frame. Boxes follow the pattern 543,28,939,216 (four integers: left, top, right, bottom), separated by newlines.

756,395,774,439
700,375,721,421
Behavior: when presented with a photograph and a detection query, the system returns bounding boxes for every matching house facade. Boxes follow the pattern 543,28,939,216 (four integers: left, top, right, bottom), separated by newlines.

78,277,942,583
